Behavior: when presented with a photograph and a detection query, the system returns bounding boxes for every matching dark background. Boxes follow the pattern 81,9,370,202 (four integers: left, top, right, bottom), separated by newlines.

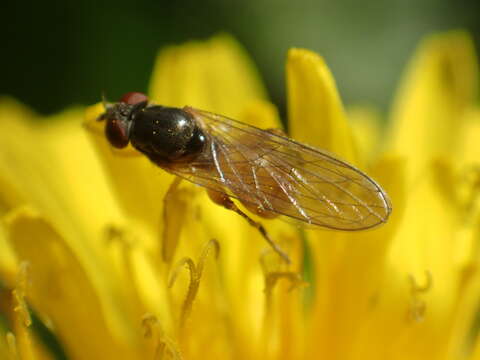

2,0,480,116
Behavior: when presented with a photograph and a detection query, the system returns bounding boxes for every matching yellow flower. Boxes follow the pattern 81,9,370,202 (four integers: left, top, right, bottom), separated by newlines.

0,31,479,360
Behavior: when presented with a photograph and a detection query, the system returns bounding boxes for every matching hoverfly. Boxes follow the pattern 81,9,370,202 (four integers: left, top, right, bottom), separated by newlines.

98,92,392,262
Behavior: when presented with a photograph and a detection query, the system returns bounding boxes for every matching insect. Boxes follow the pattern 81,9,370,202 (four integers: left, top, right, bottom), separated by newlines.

98,92,392,263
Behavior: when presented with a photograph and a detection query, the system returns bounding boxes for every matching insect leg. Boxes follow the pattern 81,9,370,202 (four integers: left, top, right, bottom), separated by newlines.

266,128,287,137
206,189,291,264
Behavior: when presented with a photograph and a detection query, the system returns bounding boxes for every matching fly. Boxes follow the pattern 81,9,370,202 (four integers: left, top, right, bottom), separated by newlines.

98,92,392,263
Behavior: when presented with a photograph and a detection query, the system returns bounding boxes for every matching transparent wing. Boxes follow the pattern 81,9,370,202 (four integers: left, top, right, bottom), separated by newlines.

169,107,392,230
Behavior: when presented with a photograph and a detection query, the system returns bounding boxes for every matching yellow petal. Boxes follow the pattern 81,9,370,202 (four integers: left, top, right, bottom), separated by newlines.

0,100,155,345
149,34,267,118
261,240,306,359
381,158,467,358
0,98,38,285
443,237,480,359
0,98,38,214
238,100,281,130
5,207,147,360
348,106,383,165
0,98,126,260
84,103,172,248
457,107,480,164
0,334,8,360
0,174,21,284
39,109,127,254
428,157,480,358
383,31,480,359
306,155,405,359
3,264,56,360
287,48,357,164
86,36,271,250
387,31,478,183
471,332,480,360
176,101,291,357
84,38,283,350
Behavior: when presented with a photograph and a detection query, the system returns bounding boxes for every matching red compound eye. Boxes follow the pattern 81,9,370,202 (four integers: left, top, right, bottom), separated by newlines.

105,118,130,148
120,92,149,105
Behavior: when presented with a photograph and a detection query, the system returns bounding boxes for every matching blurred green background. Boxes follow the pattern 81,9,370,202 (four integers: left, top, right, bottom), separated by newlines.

2,0,479,116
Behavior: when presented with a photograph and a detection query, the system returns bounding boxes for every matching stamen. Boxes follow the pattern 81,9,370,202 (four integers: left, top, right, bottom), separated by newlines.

195,239,220,280
261,270,306,357
259,248,290,274
142,314,182,360
261,244,306,309
142,314,162,340
407,270,432,323
264,272,306,308
142,314,159,339
458,165,480,223
168,240,220,331
104,224,136,248
6,332,18,360
104,224,149,319
408,298,427,323
13,262,31,327
409,270,433,293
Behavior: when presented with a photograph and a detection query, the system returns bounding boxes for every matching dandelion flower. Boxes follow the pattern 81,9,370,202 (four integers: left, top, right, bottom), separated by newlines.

0,31,479,360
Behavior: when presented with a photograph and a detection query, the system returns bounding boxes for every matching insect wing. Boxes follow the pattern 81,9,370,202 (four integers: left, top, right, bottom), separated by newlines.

171,107,391,230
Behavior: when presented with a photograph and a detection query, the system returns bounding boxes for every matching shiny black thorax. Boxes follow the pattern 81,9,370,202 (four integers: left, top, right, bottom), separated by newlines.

129,105,207,163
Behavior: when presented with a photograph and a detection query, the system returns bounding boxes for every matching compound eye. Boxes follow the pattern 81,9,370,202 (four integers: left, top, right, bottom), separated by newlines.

120,92,149,105
105,118,130,148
